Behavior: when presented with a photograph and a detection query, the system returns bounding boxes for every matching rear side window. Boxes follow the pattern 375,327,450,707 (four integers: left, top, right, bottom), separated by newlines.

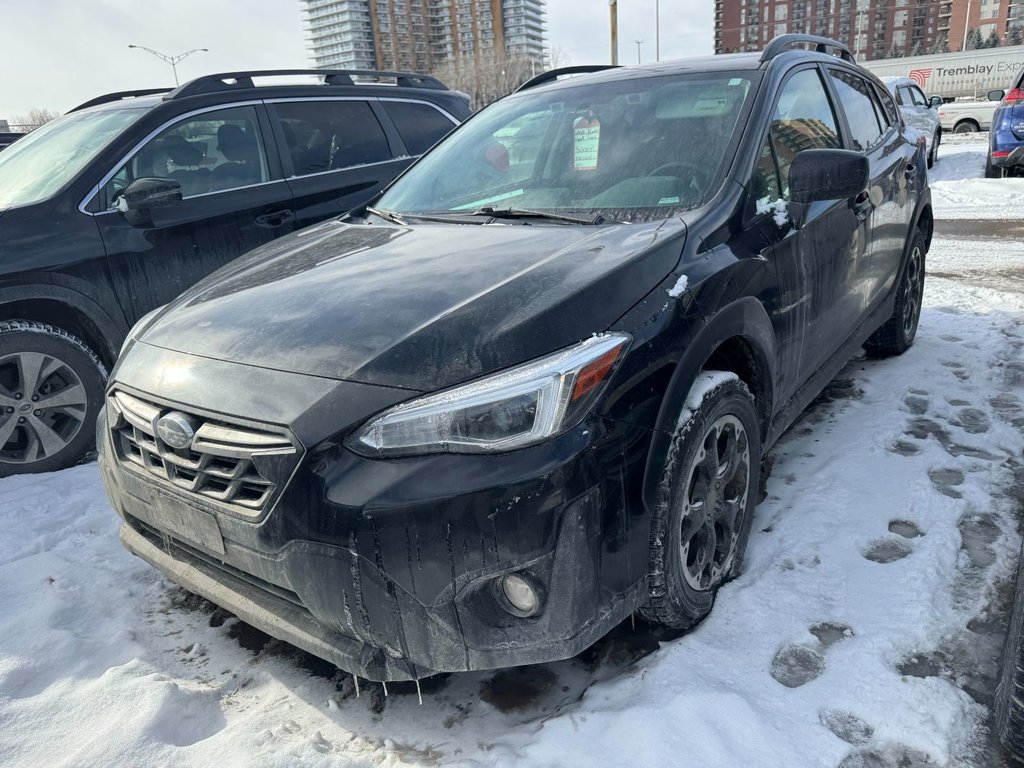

875,84,900,126
759,68,841,200
909,86,928,106
381,101,457,155
274,100,391,177
830,70,884,151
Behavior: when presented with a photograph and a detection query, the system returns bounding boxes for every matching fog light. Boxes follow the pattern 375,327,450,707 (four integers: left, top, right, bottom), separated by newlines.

500,573,540,616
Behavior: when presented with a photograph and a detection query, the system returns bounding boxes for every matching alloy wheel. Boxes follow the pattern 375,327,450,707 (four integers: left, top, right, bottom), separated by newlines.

679,414,751,591
0,352,89,464
902,244,924,338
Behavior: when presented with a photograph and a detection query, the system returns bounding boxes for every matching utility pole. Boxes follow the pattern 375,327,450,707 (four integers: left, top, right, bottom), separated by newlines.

127,45,208,86
656,0,661,61
610,1,618,65
635,39,644,64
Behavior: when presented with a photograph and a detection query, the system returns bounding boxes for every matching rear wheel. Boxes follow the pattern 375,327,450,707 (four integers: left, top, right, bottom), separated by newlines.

640,375,761,630
986,155,1006,178
953,120,979,134
0,321,106,476
865,230,926,357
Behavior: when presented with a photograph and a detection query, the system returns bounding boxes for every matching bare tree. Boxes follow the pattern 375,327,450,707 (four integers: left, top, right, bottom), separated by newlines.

10,108,62,131
430,49,545,111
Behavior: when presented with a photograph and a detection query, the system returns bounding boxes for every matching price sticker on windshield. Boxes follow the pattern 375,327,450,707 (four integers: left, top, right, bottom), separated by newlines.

573,115,601,171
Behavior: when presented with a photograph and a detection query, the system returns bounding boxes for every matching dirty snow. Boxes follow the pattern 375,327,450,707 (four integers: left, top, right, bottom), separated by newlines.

930,133,1024,219
1,135,1022,768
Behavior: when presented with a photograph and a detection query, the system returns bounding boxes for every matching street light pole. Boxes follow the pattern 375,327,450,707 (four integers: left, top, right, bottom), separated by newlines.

127,45,209,85
610,1,618,65
656,0,660,61
635,39,644,64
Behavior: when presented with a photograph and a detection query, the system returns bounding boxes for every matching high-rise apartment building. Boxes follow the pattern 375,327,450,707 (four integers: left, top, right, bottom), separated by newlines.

715,0,1024,60
303,0,546,73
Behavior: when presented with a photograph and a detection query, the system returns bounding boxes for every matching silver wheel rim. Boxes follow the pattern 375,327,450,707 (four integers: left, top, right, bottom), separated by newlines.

679,414,751,591
901,244,924,337
0,352,88,464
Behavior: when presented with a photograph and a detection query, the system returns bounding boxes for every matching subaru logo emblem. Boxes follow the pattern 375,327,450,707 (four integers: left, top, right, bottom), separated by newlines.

156,412,196,450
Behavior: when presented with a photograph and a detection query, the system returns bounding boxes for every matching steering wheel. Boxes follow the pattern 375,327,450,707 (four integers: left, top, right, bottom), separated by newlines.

647,161,709,199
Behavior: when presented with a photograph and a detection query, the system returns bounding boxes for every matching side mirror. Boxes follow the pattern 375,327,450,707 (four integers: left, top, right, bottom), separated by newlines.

789,149,869,204
117,177,183,213
929,95,944,109
987,89,1006,103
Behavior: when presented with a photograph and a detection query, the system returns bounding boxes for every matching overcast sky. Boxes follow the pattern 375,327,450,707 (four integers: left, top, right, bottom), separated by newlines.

0,0,712,119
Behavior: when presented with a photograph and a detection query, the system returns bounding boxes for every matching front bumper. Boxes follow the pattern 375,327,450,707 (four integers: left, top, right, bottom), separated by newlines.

98,349,651,681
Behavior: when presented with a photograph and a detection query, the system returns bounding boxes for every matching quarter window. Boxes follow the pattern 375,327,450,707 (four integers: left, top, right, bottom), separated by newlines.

830,70,884,151
273,100,391,177
381,101,457,156
101,105,270,207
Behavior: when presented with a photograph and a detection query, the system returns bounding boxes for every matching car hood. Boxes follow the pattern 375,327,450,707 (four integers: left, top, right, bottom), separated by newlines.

138,217,686,391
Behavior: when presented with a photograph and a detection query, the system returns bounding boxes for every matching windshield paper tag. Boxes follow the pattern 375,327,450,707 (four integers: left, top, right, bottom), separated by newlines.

573,115,600,171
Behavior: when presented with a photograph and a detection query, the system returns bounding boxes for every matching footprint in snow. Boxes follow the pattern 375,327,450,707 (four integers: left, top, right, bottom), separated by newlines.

950,407,990,435
769,623,853,689
837,744,938,767
861,538,913,564
819,709,874,746
902,394,930,416
887,520,924,539
927,468,964,499
957,512,1001,568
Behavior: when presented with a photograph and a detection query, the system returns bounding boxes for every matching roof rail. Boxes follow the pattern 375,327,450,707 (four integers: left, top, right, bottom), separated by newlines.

760,34,854,63
165,69,449,100
515,65,621,93
69,88,174,113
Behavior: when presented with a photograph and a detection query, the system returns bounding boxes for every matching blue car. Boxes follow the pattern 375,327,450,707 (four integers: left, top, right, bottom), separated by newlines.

987,68,1024,178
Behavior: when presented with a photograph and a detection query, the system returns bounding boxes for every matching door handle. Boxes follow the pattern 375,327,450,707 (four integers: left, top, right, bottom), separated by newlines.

255,209,295,228
852,191,873,221
905,161,916,179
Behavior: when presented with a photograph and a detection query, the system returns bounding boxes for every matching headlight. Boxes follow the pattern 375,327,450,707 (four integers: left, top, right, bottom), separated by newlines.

349,333,631,457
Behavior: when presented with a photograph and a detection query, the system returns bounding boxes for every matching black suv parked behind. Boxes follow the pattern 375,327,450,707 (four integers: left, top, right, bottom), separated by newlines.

0,69,469,474
100,36,932,681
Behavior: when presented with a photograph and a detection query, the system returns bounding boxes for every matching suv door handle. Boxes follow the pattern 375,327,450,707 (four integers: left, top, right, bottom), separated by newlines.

905,161,916,178
852,191,872,221
255,209,295,228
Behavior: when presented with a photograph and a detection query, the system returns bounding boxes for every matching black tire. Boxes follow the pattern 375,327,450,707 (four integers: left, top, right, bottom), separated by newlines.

864,230,926,357
986,155,1005,179
927,130,939,168
0,321,107,476
953,120,979,134
640,375,761,630
995,541,1024,759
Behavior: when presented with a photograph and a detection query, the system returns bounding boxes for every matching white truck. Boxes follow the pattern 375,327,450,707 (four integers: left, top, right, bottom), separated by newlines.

861,45,1024,133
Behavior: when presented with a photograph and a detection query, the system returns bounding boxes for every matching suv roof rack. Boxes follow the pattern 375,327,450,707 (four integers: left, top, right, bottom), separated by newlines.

69,88,175,113
165,69,449,100
515,65,621,93
761,34,854,63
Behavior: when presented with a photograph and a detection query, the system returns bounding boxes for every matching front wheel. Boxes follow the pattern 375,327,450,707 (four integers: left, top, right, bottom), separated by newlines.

0,321,107,476
640,375,761,630
928,130,939,168
864,230,926,357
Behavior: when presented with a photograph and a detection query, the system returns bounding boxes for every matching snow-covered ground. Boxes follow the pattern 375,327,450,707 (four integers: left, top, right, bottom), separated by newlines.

2,137,1023,768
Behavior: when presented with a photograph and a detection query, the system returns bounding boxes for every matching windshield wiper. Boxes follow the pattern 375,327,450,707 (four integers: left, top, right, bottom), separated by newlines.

475,206,606,225
365,206,407,225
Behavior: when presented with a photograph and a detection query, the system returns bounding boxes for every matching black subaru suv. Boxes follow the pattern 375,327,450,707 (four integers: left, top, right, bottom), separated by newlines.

99,36,932,682
0,69,468,474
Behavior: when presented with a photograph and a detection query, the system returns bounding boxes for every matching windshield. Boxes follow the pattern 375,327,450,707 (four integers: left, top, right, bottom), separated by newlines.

0,108,144,207
378,71,757,223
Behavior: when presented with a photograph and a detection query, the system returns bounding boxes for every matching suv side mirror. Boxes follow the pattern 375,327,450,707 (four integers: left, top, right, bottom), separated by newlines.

929,95,944,109
789,149,869,204
118,177,183,213
987,89,1006,103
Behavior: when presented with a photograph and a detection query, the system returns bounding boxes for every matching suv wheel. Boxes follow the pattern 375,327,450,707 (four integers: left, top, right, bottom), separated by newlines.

928,130,940,168
953,120,979,134
985,155,1006,179
640,375,761,630
864,230,926,357
0,321,106,476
